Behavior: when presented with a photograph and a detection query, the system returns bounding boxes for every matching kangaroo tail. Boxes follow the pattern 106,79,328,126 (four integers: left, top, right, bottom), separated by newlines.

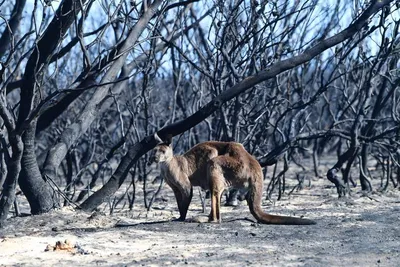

247,178,316,225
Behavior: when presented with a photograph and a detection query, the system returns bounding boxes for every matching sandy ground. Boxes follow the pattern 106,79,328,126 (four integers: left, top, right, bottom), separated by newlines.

1,164,400,267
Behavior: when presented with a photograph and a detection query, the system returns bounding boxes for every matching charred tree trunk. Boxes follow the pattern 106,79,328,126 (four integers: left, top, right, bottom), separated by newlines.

359,144,372,191
0,134,23,227
312,139,320,177
18,120,57,214
327,146,358,197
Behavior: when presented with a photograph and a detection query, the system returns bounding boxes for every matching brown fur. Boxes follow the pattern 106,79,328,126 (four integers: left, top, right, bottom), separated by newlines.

151,141,315,225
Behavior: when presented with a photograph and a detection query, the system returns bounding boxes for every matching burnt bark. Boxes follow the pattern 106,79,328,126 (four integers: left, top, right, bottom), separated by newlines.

14,0,87,214
327,146,359,197
0,134,23,227
19,120,57,214
359,144,373,191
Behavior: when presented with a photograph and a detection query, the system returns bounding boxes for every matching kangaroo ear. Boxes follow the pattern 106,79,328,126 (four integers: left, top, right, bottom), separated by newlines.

154,133,173,146
164,134,173,145
154,133,163,144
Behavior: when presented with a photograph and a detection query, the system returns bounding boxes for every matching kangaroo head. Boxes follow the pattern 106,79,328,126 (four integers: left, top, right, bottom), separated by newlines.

152,144,173,163
148,133,173,165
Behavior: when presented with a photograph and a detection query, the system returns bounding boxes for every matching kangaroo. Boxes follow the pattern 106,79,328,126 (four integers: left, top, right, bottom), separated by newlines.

150,136,316,225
